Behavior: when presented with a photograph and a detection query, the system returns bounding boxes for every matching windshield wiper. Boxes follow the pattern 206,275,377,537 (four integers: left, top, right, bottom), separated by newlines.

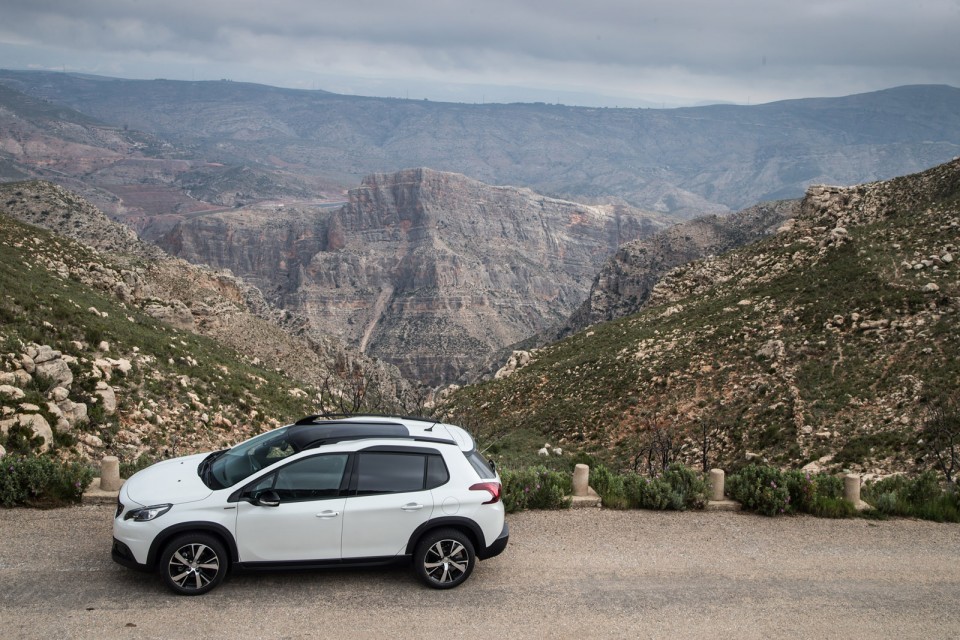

198,449,228,489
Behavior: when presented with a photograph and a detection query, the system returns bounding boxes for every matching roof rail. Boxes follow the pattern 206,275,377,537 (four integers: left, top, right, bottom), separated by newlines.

294,413,440,427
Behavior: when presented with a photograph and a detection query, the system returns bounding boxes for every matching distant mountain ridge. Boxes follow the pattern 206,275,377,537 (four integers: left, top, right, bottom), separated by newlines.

2,70,959,216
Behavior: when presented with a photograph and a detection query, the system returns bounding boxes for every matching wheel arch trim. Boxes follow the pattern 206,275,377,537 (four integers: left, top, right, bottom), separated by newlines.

405,517,484,556
147,521,239,568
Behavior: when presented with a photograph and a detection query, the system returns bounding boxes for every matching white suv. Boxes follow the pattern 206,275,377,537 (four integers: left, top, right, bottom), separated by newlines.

112,415,508,594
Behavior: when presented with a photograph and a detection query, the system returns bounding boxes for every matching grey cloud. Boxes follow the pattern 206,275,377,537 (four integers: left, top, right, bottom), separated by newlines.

0,0,957,104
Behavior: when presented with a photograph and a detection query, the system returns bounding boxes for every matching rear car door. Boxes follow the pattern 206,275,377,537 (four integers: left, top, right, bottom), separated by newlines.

340,449,446,559
234,453,349,562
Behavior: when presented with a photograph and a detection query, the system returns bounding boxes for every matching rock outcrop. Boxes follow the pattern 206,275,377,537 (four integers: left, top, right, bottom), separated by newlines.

562,200,799,335
160,168,669,384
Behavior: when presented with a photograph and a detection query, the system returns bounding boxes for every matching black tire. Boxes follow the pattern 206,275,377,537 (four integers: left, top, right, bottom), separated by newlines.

159,533,228,595
413,528,475,589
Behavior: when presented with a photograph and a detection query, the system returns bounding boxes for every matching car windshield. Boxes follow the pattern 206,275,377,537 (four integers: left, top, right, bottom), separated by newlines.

204,426,296,489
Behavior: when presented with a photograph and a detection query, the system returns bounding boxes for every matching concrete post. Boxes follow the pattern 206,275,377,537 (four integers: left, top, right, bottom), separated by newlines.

709,469,725,501
844,474,861,504
572,464,590,497
100,455,122,492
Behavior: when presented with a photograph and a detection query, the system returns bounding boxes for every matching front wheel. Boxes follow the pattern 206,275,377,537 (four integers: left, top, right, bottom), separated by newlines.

414,528,475,589
159,533,228,595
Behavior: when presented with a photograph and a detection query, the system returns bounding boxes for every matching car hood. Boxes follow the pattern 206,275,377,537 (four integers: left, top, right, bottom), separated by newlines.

124,453,214,506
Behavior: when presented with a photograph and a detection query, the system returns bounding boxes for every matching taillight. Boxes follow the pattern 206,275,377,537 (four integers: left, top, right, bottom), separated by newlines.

469,482,502,504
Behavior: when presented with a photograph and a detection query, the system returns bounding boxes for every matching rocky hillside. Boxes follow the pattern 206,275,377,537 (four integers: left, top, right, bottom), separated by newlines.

562,199,800,336
0,181,416,464
160,168,669,385
442,159,960,476
2,71,959,216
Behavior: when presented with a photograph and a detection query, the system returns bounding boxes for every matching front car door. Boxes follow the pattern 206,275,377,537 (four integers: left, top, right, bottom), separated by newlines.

234,453,349,562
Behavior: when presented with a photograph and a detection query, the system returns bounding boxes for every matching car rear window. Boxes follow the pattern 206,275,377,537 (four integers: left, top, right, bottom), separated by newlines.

465,450,496,479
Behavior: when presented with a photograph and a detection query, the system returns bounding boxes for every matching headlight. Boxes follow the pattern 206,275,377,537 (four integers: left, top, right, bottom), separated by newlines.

124,504,173,521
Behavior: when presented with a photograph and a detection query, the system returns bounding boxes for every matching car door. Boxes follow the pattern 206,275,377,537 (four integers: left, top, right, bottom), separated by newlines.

340,450,436,560
234,453,349,562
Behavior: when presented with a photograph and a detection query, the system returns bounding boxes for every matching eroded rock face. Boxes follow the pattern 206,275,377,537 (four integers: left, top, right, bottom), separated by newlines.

161,168,669,384
561,200,799,335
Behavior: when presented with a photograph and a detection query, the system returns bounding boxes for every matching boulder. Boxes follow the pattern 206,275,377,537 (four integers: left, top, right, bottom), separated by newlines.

56,399,88,429
35,357,73,389
0,414,53,453
144,300,194,331
95,382,117,415
31,345,57,364
19,354,35,374
0,385,25,400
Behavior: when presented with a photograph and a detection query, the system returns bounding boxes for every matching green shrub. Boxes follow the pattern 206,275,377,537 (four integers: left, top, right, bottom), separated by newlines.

808,495,858,518
660,463,708,510
500,466,571,513
590,464,628,509
592,464,706,511
727,464,790,516
0,455,95,507
862,471,960,522
623,474,671,510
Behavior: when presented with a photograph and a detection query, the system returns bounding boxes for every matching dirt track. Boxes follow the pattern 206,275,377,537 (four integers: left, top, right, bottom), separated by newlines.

1,505,959,639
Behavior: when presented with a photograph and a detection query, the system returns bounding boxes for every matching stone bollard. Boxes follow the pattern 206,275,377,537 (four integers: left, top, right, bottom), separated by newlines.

844,473,861,505
709,469,725,502
100,455,122,492
572,464,590,497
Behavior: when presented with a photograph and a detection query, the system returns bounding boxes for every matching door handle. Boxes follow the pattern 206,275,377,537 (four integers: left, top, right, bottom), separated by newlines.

401,503,424,511
316,510,340,518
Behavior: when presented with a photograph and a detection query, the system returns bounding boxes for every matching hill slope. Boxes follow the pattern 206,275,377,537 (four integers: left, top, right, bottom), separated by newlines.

442,159,960,475
2,71,959,215
0,181,415,464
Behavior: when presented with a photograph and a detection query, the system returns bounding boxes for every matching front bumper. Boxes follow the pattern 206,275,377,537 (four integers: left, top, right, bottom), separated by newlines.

478,522,509,560
112,538,150,571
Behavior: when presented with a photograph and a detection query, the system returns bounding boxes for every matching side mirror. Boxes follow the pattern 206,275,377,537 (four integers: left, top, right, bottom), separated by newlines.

253,490,281,507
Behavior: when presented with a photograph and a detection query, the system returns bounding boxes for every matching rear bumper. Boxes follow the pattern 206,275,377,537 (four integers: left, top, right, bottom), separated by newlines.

478,522,509,560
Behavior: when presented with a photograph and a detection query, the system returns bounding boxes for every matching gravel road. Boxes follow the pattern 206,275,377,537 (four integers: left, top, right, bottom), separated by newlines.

1,505,958,639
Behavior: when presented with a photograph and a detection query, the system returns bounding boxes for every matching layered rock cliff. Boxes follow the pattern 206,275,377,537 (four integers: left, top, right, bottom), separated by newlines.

160,168,669,384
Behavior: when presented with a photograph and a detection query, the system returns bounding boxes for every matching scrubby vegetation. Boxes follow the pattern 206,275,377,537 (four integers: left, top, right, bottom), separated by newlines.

0,454,93,507
444,159,960,479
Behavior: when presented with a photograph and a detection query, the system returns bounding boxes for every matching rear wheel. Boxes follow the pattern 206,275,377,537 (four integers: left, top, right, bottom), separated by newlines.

414,528,475,589
159,533,227,595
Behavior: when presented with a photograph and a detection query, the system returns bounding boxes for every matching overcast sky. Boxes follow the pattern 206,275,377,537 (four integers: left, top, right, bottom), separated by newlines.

1,0,958,107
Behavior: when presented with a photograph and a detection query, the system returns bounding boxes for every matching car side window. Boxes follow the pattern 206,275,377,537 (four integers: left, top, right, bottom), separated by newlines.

355,452,427,495
426,455,449,489
253,453,349,503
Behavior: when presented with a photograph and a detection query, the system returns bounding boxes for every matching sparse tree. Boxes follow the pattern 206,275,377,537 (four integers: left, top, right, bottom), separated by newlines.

632,410,684,476
922,394,960,485
691,412,731,474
